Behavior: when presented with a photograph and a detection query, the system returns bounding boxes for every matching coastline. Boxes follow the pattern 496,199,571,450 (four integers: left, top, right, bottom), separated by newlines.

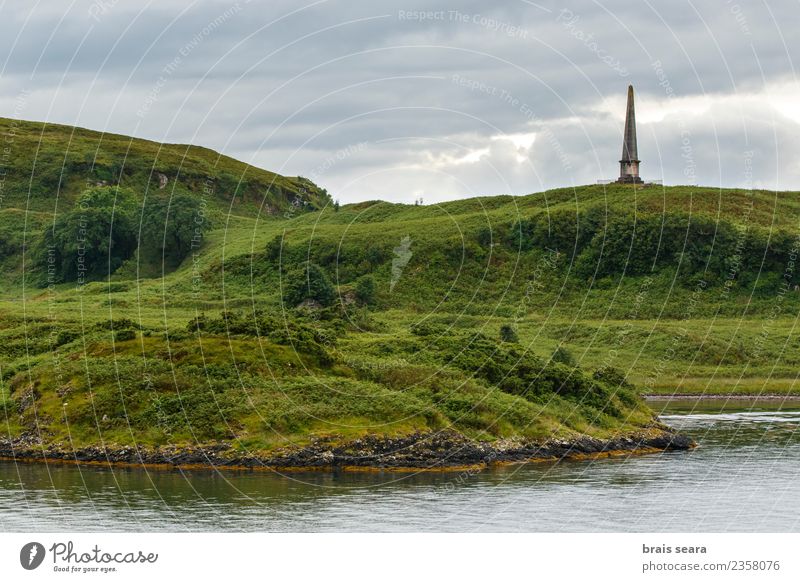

0,427,694,473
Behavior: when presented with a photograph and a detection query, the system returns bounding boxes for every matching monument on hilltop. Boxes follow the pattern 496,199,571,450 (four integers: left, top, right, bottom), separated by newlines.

617,85,643,184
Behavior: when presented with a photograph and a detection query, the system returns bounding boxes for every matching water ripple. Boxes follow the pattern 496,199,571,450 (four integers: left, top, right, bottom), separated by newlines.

2,403,800,532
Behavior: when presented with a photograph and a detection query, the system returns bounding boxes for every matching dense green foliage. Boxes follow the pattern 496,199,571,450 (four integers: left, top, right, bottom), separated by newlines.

139,194,212,266
498,206,798,291
36,187,138,282
283,262,336,307
32,188,215,282
0,229,19,261
551,346,577,367
354,275,377,305
499,324,519,343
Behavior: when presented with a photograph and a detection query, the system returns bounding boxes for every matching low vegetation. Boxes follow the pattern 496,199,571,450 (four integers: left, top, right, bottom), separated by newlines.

2,117,799,457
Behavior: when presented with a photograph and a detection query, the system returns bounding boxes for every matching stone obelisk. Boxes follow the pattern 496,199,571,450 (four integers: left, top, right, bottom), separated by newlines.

617,85,643,184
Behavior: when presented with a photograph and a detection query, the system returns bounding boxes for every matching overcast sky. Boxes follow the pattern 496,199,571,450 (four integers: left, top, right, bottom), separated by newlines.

1,0,798,203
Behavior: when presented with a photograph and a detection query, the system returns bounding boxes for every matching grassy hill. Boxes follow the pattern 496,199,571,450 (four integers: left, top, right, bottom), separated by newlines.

0,116,329,215
1,117,798,464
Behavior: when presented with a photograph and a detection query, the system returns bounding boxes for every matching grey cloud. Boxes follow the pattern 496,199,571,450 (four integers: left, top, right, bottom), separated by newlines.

0,0,798,202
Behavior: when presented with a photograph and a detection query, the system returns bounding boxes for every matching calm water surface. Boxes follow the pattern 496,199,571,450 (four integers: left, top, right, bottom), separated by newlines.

2,399,799,532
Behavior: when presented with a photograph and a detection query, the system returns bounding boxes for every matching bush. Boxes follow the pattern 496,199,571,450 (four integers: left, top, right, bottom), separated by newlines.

510,207,604,254
0,232,19,260
187,310,339,365
410,322,447,337
114,329,137,342
282,262,335,307
593,366,631,389
551,346,576,366
36,187,137,283
476,226,493,247
265,235,284,263
431,332,628,415
355,275,377,305
55,330,79,346
499,324,519,343
573,212,776,284
139,193,210,266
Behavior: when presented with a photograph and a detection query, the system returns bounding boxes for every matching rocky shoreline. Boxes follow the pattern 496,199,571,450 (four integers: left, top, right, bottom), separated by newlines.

0,427,694,472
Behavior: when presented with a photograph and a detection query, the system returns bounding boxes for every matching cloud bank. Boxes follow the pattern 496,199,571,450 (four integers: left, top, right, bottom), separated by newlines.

1,0,797,203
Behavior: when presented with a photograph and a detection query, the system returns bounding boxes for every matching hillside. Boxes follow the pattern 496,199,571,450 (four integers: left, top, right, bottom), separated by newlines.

2,119,797,467
269,184,800,394
0,116,330,286
0,116,329,215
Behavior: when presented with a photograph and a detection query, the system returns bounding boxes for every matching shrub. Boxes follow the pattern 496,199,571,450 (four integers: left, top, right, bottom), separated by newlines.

139,193,211,266
431,332,627,414
510,207,604,254
265,235,284,263
0,232,19,260
476,227,493,247
550,346,576,367
499,324,519,343
187,310,341,365
593,366,631,389
55,330,79,347
114,329,136,342
36,187,137,283
282,262,335,307
572,212,778,284
355,275,377,305
410,322,447,337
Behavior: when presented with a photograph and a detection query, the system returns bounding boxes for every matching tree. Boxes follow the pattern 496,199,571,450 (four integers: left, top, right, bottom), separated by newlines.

355,275,377,305
0,228,19,261
265,235,284,263
283,262,335,307
38,187,137,283
140,194,210,266
499,324,519,343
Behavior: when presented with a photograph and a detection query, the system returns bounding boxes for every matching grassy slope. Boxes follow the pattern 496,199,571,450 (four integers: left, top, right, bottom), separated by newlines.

286,185,800,395
0,116,328,213
2,117,799,456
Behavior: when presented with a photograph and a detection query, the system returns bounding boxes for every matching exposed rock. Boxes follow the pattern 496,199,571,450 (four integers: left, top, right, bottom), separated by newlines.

17,386,40,413
0,427,695,471
340,289,357,305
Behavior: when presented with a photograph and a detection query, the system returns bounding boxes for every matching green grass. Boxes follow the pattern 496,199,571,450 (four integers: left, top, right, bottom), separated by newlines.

2,117,800,455
0,116,329,216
